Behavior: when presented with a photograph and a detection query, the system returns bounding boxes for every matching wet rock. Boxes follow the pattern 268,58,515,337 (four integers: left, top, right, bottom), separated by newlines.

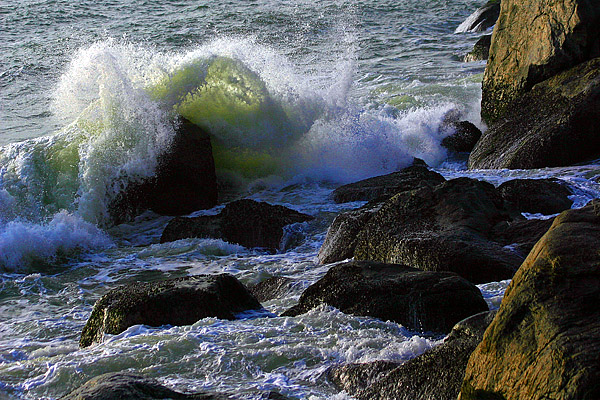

455,0,500,33
463,34,491,62
80,274,262,347
489,218,554,259
497,178,573,215
459,200,600,400
330,311,496,400
108,117,218,225
440,120,483,153
160,199,313,251
331,162,446,204
353,178,521,283
471,58,600,169
481,0,600,123
61,372,231,399
282,260,488,334
248,276,296,302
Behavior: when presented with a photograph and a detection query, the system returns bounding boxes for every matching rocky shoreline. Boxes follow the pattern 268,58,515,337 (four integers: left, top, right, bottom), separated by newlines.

64,0,600,398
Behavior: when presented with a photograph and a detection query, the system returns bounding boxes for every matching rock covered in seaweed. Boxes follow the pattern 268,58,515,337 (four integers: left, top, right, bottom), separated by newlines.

80,274,262,347
471,58,600,169
282,260,488,334
459,200,600,400
61,372,232,400
160,199,313,251
330,311,496,400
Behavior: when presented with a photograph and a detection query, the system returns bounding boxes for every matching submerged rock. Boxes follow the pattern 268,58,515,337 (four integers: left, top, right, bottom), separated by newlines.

330,311,496,400
80,274,262,347
353,178,520,283
463,34,491,62
61,372,231,400
108,117,218,224
497,178,573,215
459,200,600,400
455,0,500,33
331,160,445,204
248,276,296,302
282,260,488,334
160,199,313,251
481,0,600,123
471,58,600,169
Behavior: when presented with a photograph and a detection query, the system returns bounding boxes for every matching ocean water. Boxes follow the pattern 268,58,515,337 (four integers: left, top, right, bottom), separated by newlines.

1,0,599,399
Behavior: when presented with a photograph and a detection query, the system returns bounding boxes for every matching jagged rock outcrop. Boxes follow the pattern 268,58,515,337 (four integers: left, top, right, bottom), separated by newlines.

481,0,600,123
459,200,600,400
108,117,218,224
80,274,262,347
470,58,600,169
160,199,313,251
330,311,496,400
282,260,488,334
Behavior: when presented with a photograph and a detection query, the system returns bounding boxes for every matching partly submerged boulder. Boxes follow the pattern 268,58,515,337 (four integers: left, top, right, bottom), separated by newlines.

440,120,483,153
80,274,262,347
160,199,313,251
61,372,231,400
497,178,573,215
481,0,600,123
463,35,491,62
471,58,600,169
459,200,600,400
455,0,500,33
282,260,488,334
248,276,296,302
353,178,521,283
330,311,496,400
331,162,446,204
108,118,218,224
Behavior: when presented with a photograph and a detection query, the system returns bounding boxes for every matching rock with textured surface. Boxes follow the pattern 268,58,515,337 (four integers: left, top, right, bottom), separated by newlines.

463,35,491,62
498,178,573,215
471,58,600,169
353,178,521,283
481,0,600,123
330,311,496,400
80,274,262,347
459,200,600,400
61,372,231,400
160,199,313,251
282,260,488,334
108,117,218,225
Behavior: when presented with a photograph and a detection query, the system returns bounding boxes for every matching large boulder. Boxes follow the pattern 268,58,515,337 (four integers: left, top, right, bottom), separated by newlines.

459,200,600,400
330,311,496,400
108,118,218,224
61,372,231,400
471,58,600,169
282,260,489,334
481,0,600,123
160,199,313,251
331,162,446,204
497,178,573,215
353,178,521,283
80,274,262,347
455,0,500,33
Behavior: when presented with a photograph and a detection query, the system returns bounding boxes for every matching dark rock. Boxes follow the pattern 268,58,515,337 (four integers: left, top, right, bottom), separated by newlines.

160,199,313,251
282,260,488,334
455,0,500,33
441,120,483,153
497,178,573,215
459,200,600,400
489,218,554,258
61,372,231,400
471,58,600,169
248,276,296,302
80,274,262,347
330,311,496,400
353,178,521,283
317,203,382,264
331,162,446,204
481,0,600,123
463,35,491,62
108,118,218,225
